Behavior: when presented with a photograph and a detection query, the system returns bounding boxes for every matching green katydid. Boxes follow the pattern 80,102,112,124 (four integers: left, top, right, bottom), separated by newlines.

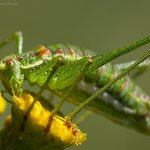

0,31,149,136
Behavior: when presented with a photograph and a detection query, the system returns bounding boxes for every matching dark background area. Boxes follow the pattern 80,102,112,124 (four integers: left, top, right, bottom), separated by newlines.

0,0,150,150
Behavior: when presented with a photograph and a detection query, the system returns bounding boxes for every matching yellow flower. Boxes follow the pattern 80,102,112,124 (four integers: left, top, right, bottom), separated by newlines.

10,93,87,150
0,91,6,114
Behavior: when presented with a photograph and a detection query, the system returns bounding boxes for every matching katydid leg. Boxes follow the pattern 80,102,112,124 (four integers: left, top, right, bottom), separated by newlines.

0,31,23,54
115,59,150,79
115,59,150,71
75,110,93,125
86,36,150,75
51,57,92,115
67,51,150,119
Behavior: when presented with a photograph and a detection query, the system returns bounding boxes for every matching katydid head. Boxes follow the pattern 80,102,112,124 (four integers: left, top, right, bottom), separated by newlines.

0,55,24,95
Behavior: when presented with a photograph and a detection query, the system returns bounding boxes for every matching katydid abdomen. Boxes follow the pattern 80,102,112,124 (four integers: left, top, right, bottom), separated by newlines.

84,62,150,115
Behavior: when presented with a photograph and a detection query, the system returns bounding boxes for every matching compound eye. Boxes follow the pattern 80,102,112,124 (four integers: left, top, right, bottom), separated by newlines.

6,58,14,67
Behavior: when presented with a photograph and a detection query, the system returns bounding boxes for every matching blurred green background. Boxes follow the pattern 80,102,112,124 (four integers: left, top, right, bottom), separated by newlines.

0,0,150,150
